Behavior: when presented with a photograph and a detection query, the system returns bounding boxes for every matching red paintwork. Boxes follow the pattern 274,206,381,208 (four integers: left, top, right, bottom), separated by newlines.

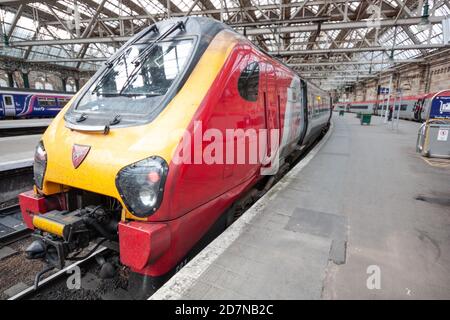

19,191,63,229
118,221,171,270
129,173,258,276
435,90,450,97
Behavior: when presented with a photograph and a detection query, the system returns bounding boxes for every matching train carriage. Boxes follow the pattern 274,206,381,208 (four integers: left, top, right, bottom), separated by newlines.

349,100,377,114
379,93,432,121
335,91,450,122
0,87,73,119
19,17,331,296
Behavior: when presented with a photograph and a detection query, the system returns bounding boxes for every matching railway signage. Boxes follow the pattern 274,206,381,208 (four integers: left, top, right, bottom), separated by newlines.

430,94,450,119
378,87,390,94
437,129,449,141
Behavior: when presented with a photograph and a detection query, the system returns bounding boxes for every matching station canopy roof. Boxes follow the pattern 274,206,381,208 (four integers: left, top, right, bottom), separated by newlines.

0,0,449,89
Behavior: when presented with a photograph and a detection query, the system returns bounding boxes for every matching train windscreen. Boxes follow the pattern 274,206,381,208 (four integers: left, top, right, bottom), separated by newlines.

75,39,194,117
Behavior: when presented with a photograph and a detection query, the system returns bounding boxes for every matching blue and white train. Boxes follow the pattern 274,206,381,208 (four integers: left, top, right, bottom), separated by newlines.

0,87,74,119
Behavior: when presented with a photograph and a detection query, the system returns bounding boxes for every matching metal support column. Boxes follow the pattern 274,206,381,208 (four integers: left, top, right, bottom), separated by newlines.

7,72,14,87
384,75,393,123
22,71,30,88
62,78,67,92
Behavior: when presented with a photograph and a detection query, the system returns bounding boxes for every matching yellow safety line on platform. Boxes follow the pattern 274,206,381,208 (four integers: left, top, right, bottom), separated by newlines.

422,157,450,168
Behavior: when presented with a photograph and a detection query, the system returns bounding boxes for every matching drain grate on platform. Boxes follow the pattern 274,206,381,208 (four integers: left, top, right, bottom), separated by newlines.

285,208,347,265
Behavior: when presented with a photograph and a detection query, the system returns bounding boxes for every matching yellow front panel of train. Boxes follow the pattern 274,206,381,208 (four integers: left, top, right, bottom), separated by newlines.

40,30,239,219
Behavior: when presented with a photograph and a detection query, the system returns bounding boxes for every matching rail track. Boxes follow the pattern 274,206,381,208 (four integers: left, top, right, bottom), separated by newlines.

0,204,31,248
0,126,46,138
8,247,109,300
0,203,20,216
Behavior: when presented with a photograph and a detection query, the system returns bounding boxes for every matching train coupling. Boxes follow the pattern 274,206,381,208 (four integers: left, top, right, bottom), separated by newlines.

25,205,118,269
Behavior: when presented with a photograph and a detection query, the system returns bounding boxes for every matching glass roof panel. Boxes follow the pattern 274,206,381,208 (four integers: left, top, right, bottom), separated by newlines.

135,0,166,14
1,0,449,78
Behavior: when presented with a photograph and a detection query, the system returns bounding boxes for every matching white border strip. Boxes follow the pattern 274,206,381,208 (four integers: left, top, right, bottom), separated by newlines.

150,122,334,300
0,158,33,171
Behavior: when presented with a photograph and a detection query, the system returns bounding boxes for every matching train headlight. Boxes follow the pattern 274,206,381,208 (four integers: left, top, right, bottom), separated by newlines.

34,141,47,190
139,188,157,207
116,156,168,217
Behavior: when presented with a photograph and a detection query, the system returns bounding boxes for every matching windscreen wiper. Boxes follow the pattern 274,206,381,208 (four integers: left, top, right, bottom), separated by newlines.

91,25,159,95
132,20,186,66
66,114,122,135
118,20,187,96
109,114,121,126
76,113,88,122
107,24,159,68
101,114,122,134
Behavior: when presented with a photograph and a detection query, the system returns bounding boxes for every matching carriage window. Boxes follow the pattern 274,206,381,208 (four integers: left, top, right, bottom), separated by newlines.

4,96,12,105
38,97,57,107
288,87,298,102
238,62,259,102
58,98,71,107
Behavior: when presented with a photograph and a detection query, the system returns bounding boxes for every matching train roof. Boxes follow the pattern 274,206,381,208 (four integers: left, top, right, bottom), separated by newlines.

0,86,74,95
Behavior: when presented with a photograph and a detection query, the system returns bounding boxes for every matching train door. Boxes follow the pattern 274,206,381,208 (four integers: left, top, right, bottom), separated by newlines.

298,79,308,145
421,98,430,122
2,94,16,117
328,95,333,122
414,99,423,121
261,62,280,174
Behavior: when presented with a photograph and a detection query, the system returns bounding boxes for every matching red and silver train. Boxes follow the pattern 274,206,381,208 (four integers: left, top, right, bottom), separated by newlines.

334,91,450,122
20,17,331,295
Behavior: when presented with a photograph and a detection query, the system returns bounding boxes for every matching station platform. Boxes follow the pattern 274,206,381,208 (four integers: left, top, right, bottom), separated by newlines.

0,119,51,130
152,114,450,300
0,119,50,138
0,135,40,171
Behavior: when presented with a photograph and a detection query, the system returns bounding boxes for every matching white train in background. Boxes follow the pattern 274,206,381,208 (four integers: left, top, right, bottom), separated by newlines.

334,90,450,122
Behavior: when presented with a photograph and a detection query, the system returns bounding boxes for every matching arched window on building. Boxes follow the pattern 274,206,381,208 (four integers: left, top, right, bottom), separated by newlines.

66,82,76,92
44,83,54,91
35,81,44,90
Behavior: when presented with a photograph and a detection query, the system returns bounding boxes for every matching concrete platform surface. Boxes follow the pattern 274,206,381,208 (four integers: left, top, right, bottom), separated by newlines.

0,135,40,171
0,119,51,129
152,114,450,300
